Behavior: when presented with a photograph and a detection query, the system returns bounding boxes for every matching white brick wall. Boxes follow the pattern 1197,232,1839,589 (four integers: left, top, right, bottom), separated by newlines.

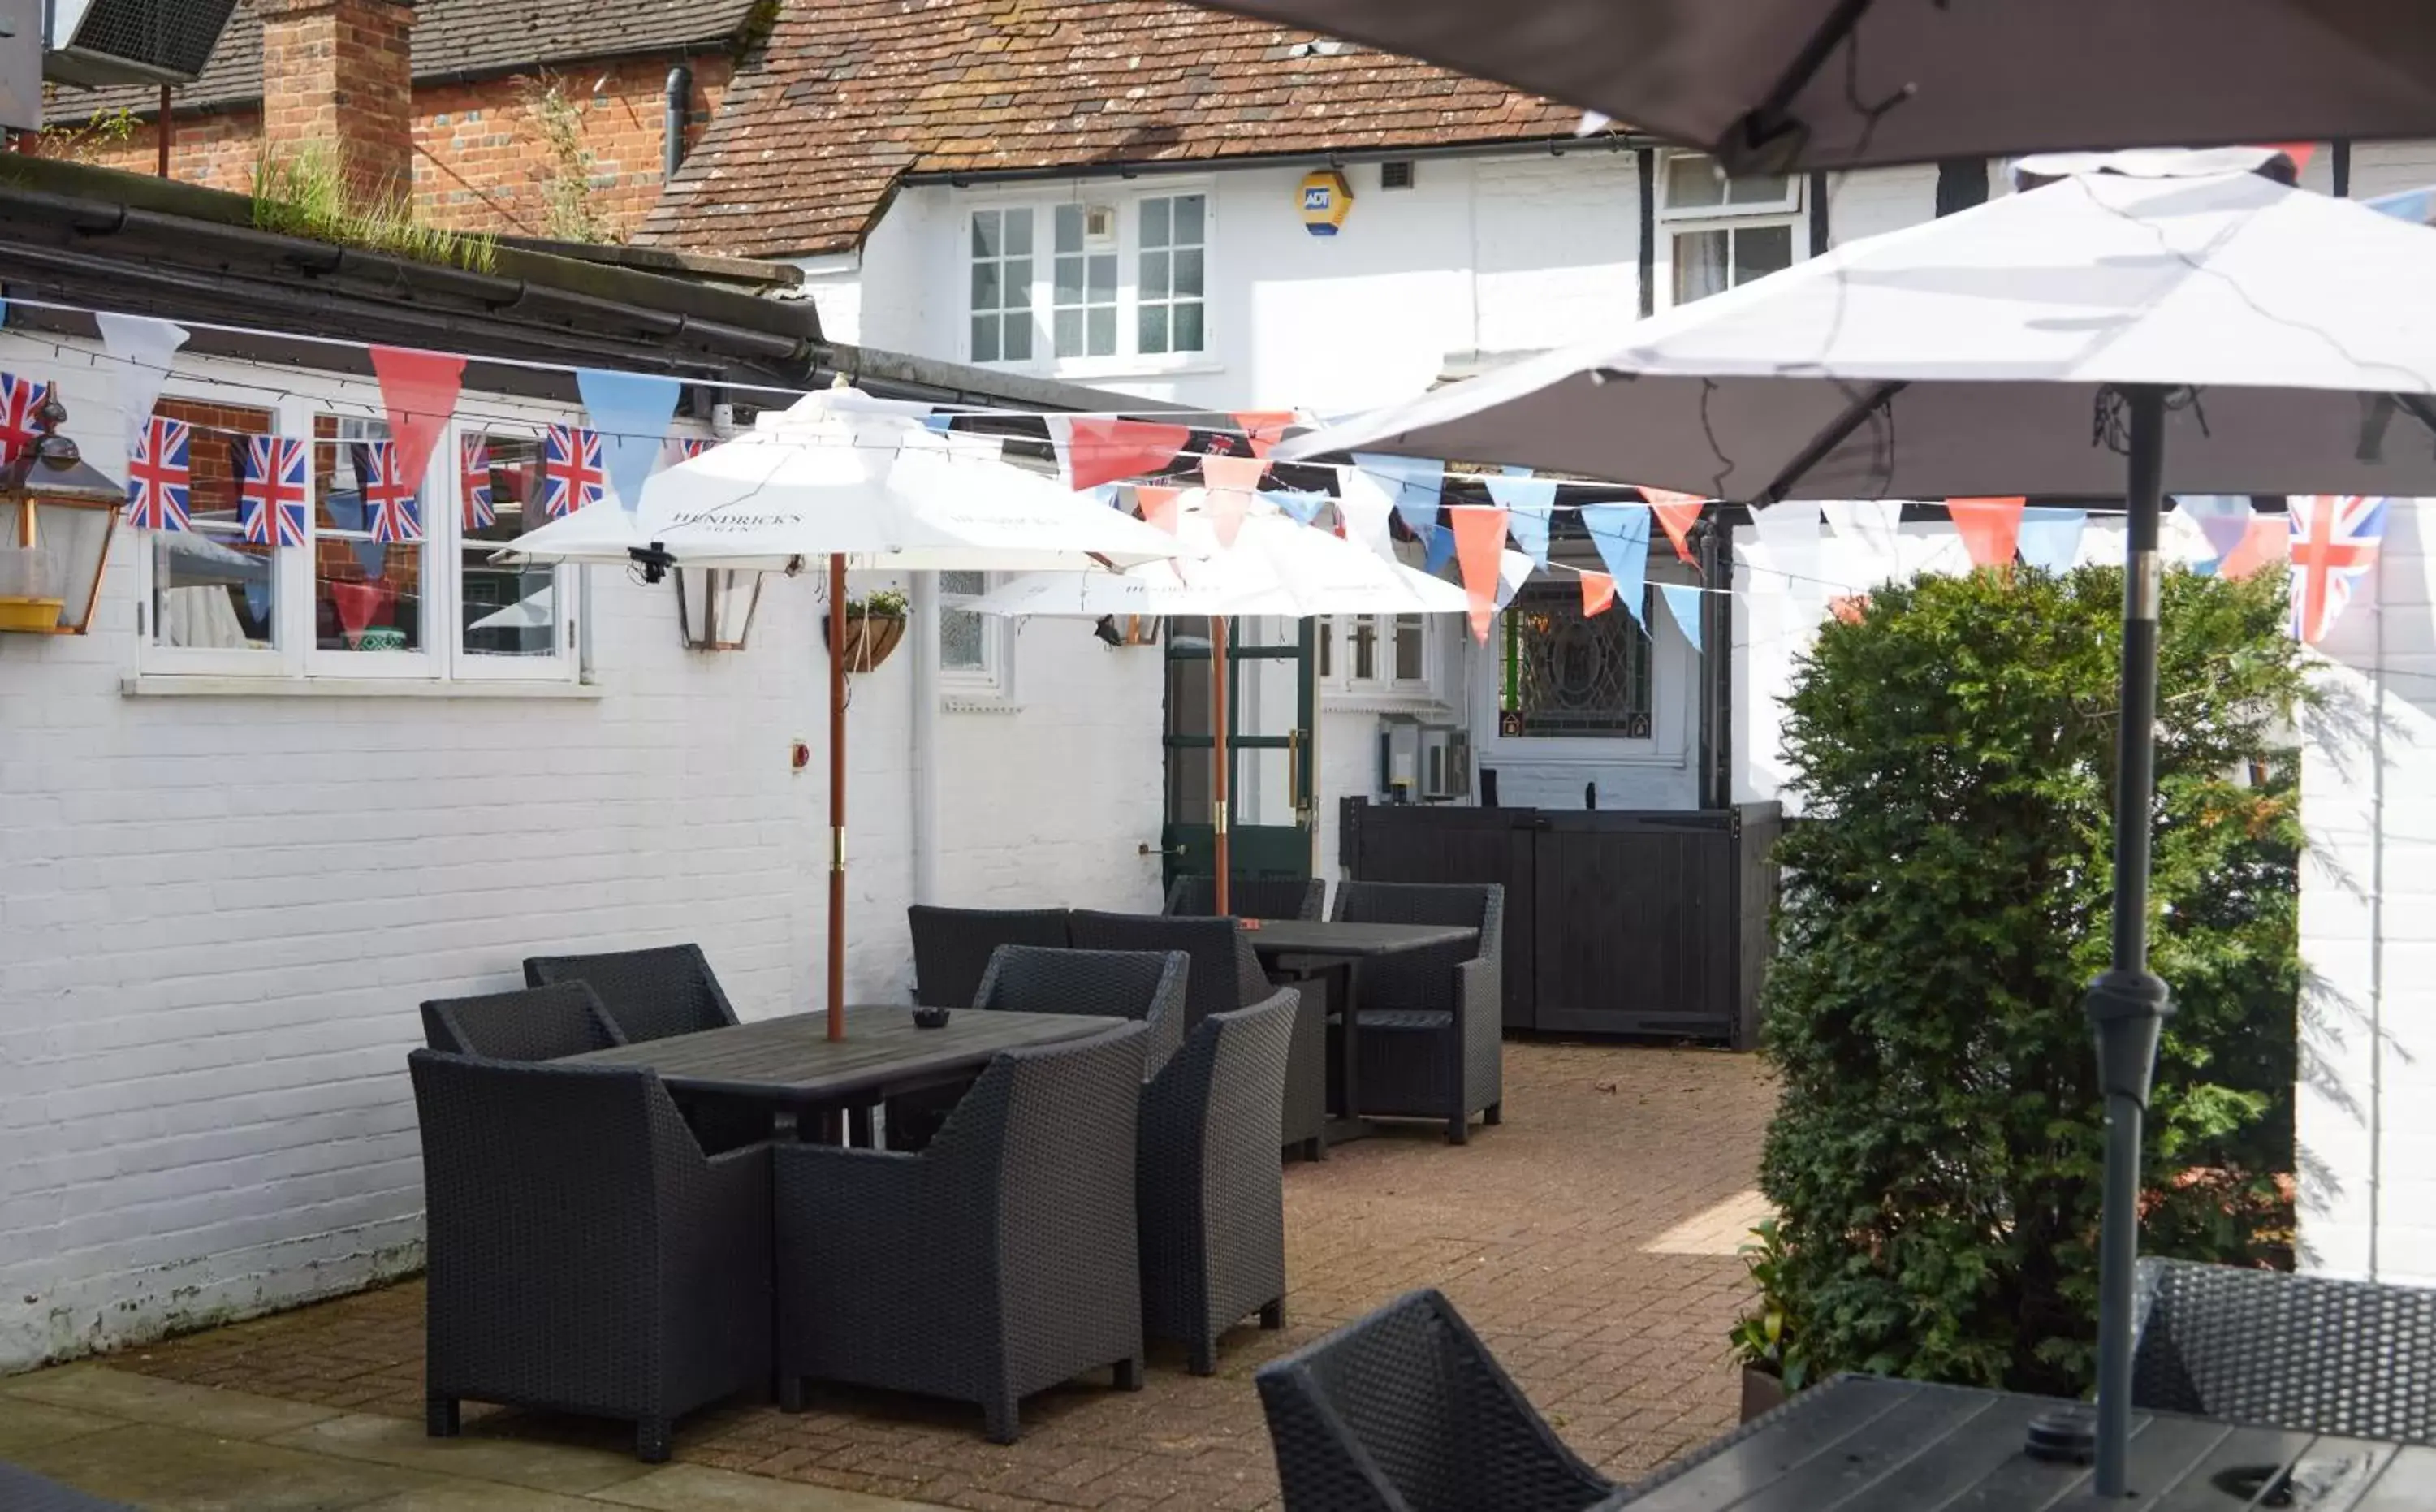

0,335,1162,1371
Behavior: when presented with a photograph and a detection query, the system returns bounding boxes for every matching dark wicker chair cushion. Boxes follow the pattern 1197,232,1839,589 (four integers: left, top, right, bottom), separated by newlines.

522,944,737,1045
1069,911,1268,1029
420,983,625,1060
1255,1289,1611,1512
907,906,1073,1008
2133,1256,2436,1444
976,944,1188,1074
1165,875,1326,922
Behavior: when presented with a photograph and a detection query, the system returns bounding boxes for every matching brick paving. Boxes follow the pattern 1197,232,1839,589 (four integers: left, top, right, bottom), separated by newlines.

113,1042,1773,1510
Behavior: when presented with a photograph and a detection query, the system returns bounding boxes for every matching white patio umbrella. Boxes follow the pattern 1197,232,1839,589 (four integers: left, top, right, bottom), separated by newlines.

1280,151,2436,1488
973,492,1470,912
505,391,1188,1043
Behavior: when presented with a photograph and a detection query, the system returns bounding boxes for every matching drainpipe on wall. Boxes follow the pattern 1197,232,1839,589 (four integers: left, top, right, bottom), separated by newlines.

909,572,941,905
663,64,692,184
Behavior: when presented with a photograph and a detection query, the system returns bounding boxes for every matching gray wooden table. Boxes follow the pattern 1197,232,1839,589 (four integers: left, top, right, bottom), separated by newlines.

559,1004,1118,1140
1602,1375,2434,1510
1242,920,1479,1146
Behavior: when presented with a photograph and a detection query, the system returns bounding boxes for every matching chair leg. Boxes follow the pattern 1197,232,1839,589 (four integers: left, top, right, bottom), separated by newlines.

425,1396,459,1439
1309,1134,1328,1163
1261,1298,1287,1331
984,1395,1021,1445
1484,1101,1503,1126
636,1417,672,1464
1186,1341,1216,1377
1116,1354,1147,1390
777,1372,805,1413
1446,1112,1469,1145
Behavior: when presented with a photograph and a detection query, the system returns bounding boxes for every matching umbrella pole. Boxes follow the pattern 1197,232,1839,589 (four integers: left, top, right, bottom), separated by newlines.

827,552,848,1043
2089,386,2175,1495
1213,615,1230,916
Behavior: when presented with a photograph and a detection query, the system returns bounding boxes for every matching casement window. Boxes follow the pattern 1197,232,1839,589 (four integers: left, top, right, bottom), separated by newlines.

1496,581,1656,739
937,569,1009,698
1656,151,1801,308
965,188,1215,374
311,413,431,675
1320,611,1432,697
457,432,575,672
145,396,282,673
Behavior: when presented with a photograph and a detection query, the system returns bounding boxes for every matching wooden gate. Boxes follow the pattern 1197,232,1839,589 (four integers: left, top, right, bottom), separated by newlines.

1340,801,1782,1047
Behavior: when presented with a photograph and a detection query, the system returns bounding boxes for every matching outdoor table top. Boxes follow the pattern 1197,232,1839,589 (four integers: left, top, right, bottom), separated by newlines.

1598,1374,2434,1510
558,1004,1120,1104
1237,920,1478,958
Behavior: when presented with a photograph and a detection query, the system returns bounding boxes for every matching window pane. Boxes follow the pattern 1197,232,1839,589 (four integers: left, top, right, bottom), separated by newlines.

1139,304,1169,355
1053,308,1083,357
1318,618,1332,678
464,432,538,546
941,570,986,595
1087,305,1116,356
971,259,1000,313
1174,194,1204,245
973,316,1000,363
1055,204,1083,253
1174,247,1203,298
1004,208,1031,256
971,210,1000,258
1004,258,1032,308
1141,249,1168,300
1665,153,1725,209
1004,315,1033,362
1735,224,1794,285
1173,301,1204,352
1393,614,1423,680
1088,253,1116,300
1141,197,1171,248
149,398,279,650
940,607,985,670
1726,171,1791,207
1497,584,1655,737
313,415,421,654
1673,229,1730,305
463,558,555,657
1352,617,1377,681
1055,255,1084,305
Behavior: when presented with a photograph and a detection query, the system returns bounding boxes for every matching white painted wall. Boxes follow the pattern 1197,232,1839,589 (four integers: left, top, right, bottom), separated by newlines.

0,334,1161,1372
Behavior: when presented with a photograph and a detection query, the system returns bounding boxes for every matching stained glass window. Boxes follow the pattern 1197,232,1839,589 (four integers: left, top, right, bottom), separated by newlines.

1497,583,1655,738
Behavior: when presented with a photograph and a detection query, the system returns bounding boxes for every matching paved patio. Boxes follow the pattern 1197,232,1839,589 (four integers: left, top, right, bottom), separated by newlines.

2,1042,1773,1511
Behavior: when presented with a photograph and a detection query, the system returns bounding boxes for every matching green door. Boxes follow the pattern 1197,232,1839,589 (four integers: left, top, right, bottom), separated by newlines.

1162,616,1317,890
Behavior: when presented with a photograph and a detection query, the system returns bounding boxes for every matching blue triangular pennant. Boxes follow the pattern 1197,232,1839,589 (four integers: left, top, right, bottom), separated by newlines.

2016,507,2087,574
1579,503,1652,627
1659,584,1704,652
1487,473,1558,569
576,368,683,513
1353,453,1446,543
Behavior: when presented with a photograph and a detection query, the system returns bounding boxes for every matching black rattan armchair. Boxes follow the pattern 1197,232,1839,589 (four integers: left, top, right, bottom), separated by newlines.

408,1051,771,1463
1165,875,1326,921
2133,1256,2436,1443
522,944,737,1044
977,944,1188,1074
906,905,1073,1008
1330,882,1505,1144
1256,1289,1612,1512
419,983,625,1060
1140,994,1296,1374
1069,909,1323,1160
774,1025,1149,1443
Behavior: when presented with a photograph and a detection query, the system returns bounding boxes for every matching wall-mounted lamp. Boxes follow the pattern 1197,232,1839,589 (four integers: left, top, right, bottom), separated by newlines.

0,392,129,635
634,542,795,652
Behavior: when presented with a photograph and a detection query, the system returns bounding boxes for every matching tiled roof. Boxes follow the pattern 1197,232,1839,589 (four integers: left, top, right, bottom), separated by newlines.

634,0,1583,259
45,0,762,121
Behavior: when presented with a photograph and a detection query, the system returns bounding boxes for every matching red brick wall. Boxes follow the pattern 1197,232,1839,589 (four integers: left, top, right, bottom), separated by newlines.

50,50,729,242
260,0,417,202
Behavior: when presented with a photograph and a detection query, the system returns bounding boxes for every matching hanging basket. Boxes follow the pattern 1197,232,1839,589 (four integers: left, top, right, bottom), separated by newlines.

823,611,906,673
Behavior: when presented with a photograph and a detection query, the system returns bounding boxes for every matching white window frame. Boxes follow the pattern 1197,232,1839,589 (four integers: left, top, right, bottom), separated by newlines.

447,419,581,683
961,180,1220,380
1653,150,1805,311
965,205,1039,367
1324,611,1436,698
936,569,1011,701
303,400,438,681
134,381,300,679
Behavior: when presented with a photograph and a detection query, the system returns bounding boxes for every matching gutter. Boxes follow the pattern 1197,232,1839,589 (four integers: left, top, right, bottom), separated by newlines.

904,132,1659,190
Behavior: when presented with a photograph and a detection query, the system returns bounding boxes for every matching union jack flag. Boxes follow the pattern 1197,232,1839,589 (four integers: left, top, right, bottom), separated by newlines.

671,436,715,464
238,434,309,547
461,435,494,530
2288,494,2391,645
0,372,51,467
124,417,192,532
352,441,423,544
542,424,605,518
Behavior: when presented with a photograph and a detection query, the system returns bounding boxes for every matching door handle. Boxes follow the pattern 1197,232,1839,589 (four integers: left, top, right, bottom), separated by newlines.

1138,842,1187,857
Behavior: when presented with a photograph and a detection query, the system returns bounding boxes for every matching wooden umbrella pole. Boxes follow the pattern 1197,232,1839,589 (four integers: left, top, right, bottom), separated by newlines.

827,552,848,1042
1212,615,1229,916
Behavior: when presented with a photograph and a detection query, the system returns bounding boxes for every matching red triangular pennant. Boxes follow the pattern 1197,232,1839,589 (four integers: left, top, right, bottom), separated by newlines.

2219,516,2291,581
1230,410,1297,459
369,346,466,494
1640,487,1704,564
1452,507,1509,643
1136,485,1183,534
1049,416,1193,490
1580,569,1616,617
1947,496,2027,568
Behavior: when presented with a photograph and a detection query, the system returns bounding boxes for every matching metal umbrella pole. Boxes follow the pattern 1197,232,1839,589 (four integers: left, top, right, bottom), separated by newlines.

827,551,849,1043
1212,614,1231,916
2088,385,2176,1494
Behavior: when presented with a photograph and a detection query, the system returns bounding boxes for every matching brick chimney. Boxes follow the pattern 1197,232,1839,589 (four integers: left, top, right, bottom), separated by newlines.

258,0,417,205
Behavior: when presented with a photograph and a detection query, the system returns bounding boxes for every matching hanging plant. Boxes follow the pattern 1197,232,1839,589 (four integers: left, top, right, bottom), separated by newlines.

823,587,907,672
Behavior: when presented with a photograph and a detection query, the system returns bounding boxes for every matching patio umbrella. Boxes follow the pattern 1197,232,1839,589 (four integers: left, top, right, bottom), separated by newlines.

506,391,1187,1043
1192,0,2436,174
1276,151,2436,1490
972,492,1469,913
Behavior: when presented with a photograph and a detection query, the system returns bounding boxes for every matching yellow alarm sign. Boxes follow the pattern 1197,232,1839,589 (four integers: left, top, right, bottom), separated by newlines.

1300,169,1353,236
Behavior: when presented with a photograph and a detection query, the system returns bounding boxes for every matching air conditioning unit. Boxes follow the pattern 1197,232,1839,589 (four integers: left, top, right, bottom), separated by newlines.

45,0,237,88
1083,205,1117,245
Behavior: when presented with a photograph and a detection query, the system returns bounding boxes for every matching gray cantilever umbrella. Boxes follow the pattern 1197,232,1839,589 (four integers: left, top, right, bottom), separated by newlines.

1199,0,2436,173
1279,149,2436,1493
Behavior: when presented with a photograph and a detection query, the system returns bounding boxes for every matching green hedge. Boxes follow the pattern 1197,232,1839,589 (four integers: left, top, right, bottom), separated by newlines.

1754,564,2302,1396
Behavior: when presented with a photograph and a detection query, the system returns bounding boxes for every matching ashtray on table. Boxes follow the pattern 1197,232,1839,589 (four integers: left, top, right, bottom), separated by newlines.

911,1006,952,1029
